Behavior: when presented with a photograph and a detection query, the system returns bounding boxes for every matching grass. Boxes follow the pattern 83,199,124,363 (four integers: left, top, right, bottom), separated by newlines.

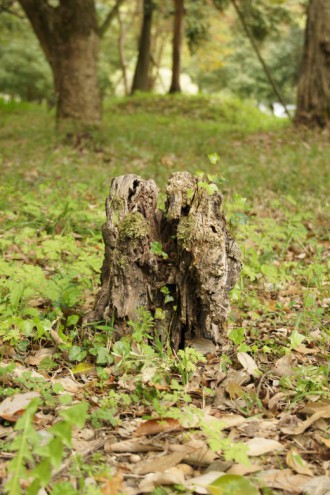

0,94,329,494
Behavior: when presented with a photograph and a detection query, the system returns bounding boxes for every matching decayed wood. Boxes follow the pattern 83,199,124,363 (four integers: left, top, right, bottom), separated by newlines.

91,172,241,348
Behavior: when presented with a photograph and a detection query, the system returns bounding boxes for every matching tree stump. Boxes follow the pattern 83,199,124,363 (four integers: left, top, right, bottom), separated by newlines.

91,172,241,349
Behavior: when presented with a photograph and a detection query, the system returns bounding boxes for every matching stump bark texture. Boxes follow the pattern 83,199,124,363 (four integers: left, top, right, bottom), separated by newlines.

92,173,241,348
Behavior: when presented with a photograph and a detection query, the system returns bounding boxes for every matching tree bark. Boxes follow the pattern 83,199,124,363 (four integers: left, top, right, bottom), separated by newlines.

295,0,330,127
91,173,241,349
18,0,102,130
131,0,154,93
169,0,185,94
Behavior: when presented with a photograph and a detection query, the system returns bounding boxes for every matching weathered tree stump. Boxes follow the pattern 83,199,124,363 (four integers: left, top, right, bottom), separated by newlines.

91,172,241,349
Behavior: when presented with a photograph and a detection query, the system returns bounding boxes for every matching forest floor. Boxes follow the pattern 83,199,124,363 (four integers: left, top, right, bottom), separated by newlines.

0,95,329,495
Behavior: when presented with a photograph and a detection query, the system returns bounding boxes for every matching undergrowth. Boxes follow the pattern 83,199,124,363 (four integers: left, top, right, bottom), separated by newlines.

0,95,329,494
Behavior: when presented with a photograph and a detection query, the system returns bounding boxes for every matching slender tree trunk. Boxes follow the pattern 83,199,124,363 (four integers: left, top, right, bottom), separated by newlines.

19,0,102,130
117,10,129,96
295,0,330,127
131,0,154,93
169,0,184,94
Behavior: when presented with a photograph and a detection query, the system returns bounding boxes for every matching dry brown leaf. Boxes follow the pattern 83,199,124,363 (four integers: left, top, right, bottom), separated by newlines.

281,406,330,435
0,391,40,422
237,352,261,378
315,434,330,448
226,381,244,399
268,392,290,410
227,463,262,475
245,437,284,456
257,469,311,493
100,474,123,495
0,363,46,381
51,376,84,393
25,347,55,365
286,448,313,476
169,440,216,466
138,467,185,493
134,417,181,436
187,337,217,355
293,345,319,355
216,414,246,429
302,476,330,495
301,400,330,415
180,409,245,429
272,354,296,377
134,451,189,474
104,439,162,453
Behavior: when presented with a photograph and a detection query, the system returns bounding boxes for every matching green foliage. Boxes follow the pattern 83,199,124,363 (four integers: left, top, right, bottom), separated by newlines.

177,348,206,385
5,402,89,495
207,474,259,495
150,241,168,259
0,14,52,103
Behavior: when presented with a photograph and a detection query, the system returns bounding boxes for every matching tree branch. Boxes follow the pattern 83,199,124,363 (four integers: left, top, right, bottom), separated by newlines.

18,0,57,64
0,0,24,18
98,0,125,37
228,0,292,120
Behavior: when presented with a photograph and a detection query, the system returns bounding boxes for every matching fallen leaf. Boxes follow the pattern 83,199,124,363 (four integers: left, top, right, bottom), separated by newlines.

135,417,181,436
226,381,244,399
25,347,55,365
170,440,216,466
0,391,40,422
227,463,262,475
100,474,123,495
272,354,295,377
301,400,330,415
0,363,46,381
187,472,225,494
187,338,217,355
52,376,84,393
293,345,319,355
138,467,185,493
141,365,158,383
216,414,246,429
237,352,261,378
245,437,284,456
257,469,311,493
302,476,330,495
281,406,330,435
104,439,162,453
71,362,95,374
134,451,188,474
208,474,260,495
286,448,313,476
315,434,330,448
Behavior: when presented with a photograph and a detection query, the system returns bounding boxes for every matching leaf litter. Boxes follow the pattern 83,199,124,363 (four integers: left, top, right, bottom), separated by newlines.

0,105,329,494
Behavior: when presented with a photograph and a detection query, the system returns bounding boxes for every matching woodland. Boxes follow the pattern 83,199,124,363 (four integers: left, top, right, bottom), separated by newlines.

0,1,329,494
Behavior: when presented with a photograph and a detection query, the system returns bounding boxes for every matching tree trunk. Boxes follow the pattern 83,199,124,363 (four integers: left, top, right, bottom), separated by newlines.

169,0,185,94
19,0,102,130
91,173,241,349
131,0,154,93
295,0,330,127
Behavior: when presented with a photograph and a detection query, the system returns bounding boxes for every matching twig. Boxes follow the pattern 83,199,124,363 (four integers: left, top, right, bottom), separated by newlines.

98,0,126,37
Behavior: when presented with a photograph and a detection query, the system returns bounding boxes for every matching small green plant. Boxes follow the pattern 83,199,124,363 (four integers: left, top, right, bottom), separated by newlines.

176,348,206,386
5,401,89,495
150,241,168,259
